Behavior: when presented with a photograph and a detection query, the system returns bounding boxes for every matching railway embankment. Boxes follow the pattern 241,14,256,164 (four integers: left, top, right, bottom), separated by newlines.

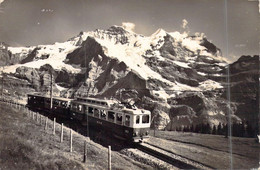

147,131,260,169
0,101,151,170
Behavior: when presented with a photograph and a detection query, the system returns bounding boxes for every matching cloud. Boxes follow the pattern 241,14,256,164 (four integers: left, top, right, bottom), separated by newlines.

41,9,54,13
182,19,188,29
122,22,135,32
0,0,4,7
0,0,4,13
235,44,246,48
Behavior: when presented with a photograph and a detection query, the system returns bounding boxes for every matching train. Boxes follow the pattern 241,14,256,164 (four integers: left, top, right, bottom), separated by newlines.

27,93,151,142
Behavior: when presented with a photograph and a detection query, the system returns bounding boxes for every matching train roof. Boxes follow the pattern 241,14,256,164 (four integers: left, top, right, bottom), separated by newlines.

28,93,72,102
71,99,150,115
121,108,151,115
76,96,116,102
76,97,117,106
28,93,46,97
71,99,109,109
52,96,72,102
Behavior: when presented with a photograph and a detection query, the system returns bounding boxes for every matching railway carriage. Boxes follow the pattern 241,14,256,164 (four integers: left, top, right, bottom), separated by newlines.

27,93,46,110
47,97,72,117
71,97,151,142
27,94,72,117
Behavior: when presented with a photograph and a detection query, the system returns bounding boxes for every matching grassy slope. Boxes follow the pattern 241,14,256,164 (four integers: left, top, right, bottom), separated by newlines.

0,102,151,170
148,130,260,169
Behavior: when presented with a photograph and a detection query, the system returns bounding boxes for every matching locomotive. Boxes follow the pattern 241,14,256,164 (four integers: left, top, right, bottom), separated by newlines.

27,93,151,142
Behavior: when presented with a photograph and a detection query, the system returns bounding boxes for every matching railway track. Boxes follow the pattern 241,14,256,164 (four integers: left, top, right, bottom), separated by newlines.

135,142,212,169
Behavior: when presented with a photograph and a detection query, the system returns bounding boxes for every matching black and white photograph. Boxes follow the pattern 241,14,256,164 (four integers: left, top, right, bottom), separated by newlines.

0,0,259,169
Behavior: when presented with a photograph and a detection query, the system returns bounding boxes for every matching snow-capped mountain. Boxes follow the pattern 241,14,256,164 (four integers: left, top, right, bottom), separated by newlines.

2,25,257,130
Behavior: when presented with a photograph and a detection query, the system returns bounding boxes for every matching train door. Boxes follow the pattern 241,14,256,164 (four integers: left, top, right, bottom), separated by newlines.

83,105,88,121
44,98,51,111
114,112,123,137
70,102,77,119
27,95,33,107
77,103,84,121
123,114,132,140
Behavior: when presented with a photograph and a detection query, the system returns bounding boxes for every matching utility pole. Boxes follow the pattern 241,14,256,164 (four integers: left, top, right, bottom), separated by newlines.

50,72,53,110
1,66,4,99
120,89,122,102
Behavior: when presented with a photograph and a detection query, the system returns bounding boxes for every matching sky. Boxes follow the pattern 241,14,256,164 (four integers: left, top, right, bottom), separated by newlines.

0,0,259,62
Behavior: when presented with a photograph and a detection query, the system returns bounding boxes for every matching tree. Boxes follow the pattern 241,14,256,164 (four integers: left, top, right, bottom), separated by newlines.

201,124,207,134
246,122,254,137
183,126,188,132
223,124,228,138
217,123,222,135
205,123,211,134
240,122,246,137
190,124,194,132
194,124,199,133
212,125,217,135
232,123,238,137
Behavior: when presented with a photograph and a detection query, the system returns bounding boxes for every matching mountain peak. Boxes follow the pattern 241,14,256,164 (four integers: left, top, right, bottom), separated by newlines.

107,25,129,35
151,28,167,38
0,42,9,49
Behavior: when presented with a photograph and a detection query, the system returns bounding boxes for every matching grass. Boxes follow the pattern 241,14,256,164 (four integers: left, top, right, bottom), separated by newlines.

0,102,152,170
148,130,260,169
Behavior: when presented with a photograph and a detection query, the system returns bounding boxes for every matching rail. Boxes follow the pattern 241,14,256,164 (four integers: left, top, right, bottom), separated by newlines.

136,142,212,169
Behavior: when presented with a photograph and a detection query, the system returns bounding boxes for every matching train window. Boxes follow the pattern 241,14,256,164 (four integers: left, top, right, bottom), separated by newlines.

84,106,88,113
87,100,91,103
125,115,130,126
94,108,99,118
54,100,59,106
142,115,150,124
108,111,115,122
136,115,140,124
101,102,106,105
116,113,122,125
78,104,82,112
100,110,106,120
88,107,94,115
71,103,77,111
61,102,67,107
